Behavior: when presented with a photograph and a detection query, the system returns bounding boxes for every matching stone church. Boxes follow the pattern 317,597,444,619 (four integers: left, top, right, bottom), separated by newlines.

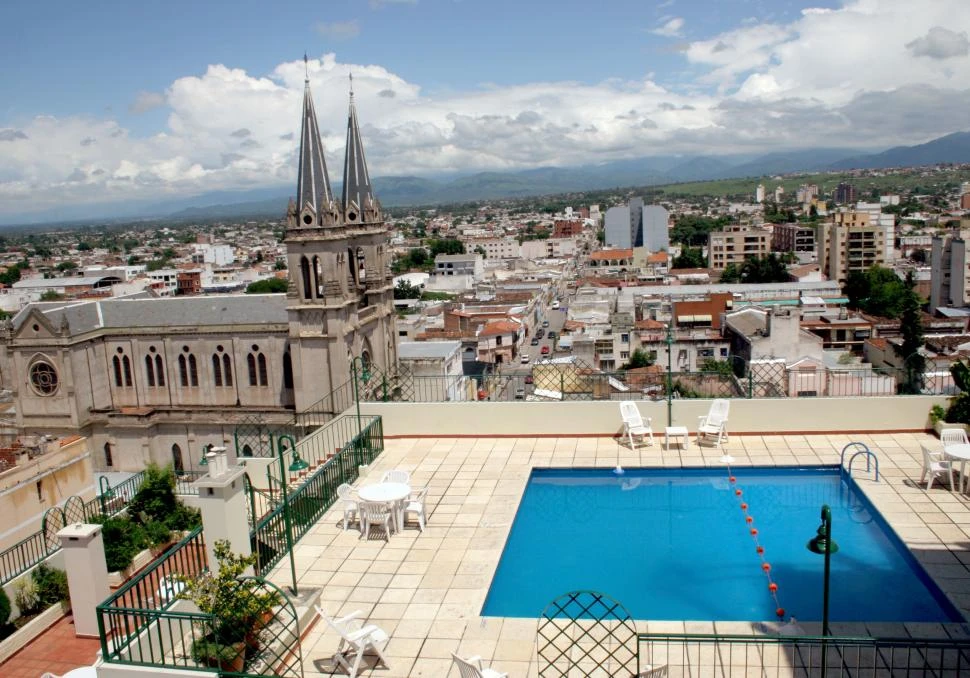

0,75,397,472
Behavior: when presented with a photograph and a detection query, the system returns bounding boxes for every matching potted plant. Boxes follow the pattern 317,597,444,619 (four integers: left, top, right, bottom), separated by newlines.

190,636,246,673
177,540,280,669
931,359,970,436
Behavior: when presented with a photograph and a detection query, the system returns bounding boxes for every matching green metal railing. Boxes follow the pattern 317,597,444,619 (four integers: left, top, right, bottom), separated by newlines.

252,415,384,575
174,471,207,496
638,632,970,677
0,470,147,585
97,530,302,677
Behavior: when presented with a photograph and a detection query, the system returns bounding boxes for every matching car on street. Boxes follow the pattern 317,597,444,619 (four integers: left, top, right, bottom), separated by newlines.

547,331,556,339
525,375,534,384
514,387,526,399
520,354,530,363
531,337,539,346
542,320,550,328
541,345,550,355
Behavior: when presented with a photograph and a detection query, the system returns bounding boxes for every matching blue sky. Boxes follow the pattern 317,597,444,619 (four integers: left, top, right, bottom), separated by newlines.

1,0,968,220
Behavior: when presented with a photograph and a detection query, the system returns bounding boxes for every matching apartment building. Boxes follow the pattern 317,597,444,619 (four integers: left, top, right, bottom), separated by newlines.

930,225,970,312
707,224,771,270
817,212,887,283
469,237,519,259
771,223,816,254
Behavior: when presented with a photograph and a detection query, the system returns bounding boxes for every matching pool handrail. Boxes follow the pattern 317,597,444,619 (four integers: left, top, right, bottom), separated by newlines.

840,441,880,482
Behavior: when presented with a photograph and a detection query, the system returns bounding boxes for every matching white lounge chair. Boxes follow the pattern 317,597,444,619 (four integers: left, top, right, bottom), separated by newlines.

619,401,654,450
697,399,730,447
315,606,390,678
451,652,508,678
359,500,394,541
381,469,411,484
921,443,955,491
337,483,358,531
404,486,428,531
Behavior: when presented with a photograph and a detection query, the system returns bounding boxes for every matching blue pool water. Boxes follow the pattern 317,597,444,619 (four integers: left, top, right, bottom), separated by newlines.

481,467,963,622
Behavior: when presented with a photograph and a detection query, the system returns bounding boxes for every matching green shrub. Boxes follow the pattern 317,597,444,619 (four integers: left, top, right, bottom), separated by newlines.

32,564,68,608
95,516,148,572
14,576,41,615
0,588,12,640
166,504,202,532
144,520,172,550
127,463,179,525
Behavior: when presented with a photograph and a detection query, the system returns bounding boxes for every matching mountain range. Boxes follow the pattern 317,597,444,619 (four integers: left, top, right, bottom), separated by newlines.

4,131,970,226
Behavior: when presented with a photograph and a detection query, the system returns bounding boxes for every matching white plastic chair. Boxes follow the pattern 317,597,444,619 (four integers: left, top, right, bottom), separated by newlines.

941,427,969,448
381,469,411,484
315,606,390,678
921,443,955,491
337,483,358,531
451,652,508,678
404,486,428,531
697,399,730,446
359,500,394,541
619,401,654,449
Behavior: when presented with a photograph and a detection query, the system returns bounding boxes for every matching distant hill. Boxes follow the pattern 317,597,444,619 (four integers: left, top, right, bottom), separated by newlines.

5,130,970,226
829,131,970,170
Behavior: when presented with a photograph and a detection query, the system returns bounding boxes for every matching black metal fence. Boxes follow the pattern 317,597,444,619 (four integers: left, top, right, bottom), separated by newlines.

638,632,970,677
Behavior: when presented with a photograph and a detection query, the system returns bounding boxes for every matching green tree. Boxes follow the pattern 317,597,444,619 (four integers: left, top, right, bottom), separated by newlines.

77,241,92,251
719,263,742,283
622,349,654,370
427,238,465,256
844,266,909,318
700,358,734,376
40,290,64,301
739,253,789,283
672,247,706,269
56,261,78,272
245,278,288,294
895,270,925,394
394,279,421,299
0,264,22,286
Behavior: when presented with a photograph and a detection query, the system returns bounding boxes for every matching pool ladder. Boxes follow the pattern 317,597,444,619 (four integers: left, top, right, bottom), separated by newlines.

840,442,880,482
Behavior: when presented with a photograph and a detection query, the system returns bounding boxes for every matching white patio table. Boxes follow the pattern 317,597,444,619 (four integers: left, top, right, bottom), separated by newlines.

358,482,411,532
63,667,99,678
944,443,970,492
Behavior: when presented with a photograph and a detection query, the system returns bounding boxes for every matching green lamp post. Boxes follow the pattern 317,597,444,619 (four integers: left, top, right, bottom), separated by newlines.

807,504,838,676
665,320,674,426
351,356,372,436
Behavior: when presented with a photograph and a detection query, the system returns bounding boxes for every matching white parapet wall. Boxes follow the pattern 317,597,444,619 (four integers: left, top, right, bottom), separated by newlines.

359,396,949,438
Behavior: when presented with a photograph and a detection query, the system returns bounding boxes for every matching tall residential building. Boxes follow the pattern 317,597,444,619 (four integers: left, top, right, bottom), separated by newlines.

772,223,816,254
774,186,785,203
816,211,887,283
834,182,856,204
755,184,766,203
930,226,970,312
796,184,819,204
603,199,669,251
854,202,896,263
707,224,771,270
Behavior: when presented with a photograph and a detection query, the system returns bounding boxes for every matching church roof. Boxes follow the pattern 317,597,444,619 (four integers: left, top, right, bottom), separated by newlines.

296,78,334,217
14,295,288,335
341,78,375,221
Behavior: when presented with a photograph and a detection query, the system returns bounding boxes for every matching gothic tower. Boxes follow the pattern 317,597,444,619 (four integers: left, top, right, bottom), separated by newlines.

286,72,396,414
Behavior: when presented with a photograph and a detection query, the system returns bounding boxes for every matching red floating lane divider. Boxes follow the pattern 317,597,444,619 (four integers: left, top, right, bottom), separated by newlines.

725,461,789,621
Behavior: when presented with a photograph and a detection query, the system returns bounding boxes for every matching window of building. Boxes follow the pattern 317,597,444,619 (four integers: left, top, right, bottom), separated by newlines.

36,480,43,502
145,354,156,387
300,256,311,299
112,347,132,387
155,353,165,387
313,255,323,298
495,336,503,346
104,442,113,468
248,345,268,386
283,351,293,389
29,359,59,396
172,443,184,474
179,346,199,387
212,353,223,387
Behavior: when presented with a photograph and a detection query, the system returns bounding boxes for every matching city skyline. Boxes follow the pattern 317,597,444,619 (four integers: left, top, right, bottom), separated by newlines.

1,0,969,220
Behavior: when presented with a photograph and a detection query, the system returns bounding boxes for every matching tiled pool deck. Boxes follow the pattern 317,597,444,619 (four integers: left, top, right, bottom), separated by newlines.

277,433,970,677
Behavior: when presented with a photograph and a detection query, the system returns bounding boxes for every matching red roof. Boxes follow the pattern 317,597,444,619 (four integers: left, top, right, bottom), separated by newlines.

635,319,665,330
590,249,633,261
479,320,520,337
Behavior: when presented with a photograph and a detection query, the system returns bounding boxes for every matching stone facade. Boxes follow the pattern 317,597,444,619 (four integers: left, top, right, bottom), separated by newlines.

0,77,396,473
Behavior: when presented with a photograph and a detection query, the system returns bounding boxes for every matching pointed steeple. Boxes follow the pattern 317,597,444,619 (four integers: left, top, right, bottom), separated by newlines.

296,62,334,225
342,73,379,223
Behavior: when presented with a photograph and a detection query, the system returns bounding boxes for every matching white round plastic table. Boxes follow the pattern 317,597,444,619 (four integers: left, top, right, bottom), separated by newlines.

945,443,970,492
358,482,411,532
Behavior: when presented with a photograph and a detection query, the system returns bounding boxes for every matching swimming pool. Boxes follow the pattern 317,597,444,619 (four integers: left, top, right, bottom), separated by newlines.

482,466,963,622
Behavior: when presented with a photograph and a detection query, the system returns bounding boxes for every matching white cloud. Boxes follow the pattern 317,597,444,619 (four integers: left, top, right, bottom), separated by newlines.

651,17,684,38
3,0,970,219
314,20,360,40
906,26,970,60
129,91,167,114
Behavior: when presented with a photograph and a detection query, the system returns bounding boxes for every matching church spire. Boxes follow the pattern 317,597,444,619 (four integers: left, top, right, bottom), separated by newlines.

296,64,334,224
341,73,378,223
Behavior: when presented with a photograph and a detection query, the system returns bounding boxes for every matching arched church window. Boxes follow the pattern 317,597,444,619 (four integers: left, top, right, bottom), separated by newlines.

155,354,165,387
347,247,357,285
189,355,198,387
223,353,233,387
313,256,324,298
122,355,132,387
300,256,312,300
258,353,268,386
283,351,294,389
172,443,184,474
178,355,188,387
103,442,113,468
356,247,366,281
113,356,123,387
145,355,156,387
212,354,223,387
248,345,268,386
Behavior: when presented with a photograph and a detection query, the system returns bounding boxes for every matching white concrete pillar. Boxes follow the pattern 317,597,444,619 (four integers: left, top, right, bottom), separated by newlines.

195,448,252,575
57,522,110,637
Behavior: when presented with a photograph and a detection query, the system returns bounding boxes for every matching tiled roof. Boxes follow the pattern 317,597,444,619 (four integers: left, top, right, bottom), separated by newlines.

590,249,633,261
479,320,520,336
